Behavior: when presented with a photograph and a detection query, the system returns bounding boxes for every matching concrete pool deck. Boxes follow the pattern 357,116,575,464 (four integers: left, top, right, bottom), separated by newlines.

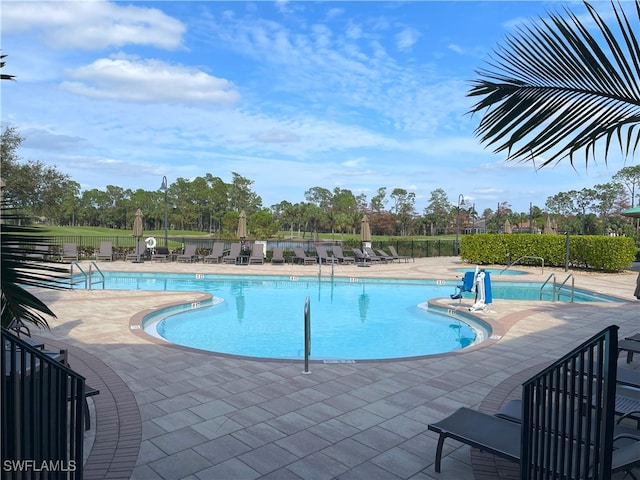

30,257,640,479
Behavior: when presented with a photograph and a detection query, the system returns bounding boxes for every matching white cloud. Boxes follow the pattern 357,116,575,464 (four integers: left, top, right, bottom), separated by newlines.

448,43,464,54
60,56,240,106
2,1,185,50
395,27,420,51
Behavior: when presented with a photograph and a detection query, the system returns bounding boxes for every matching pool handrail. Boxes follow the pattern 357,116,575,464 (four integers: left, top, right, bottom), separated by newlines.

540,273,556,301
501,255,545,275
539,273,575,302
303,296,311,374
557,274,575,303
70,261,105,290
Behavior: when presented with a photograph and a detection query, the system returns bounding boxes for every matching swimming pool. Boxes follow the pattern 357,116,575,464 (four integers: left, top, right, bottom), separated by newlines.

101,273,622,360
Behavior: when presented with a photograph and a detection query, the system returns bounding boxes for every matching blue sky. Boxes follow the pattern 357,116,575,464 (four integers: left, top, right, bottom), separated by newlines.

1,0,632,214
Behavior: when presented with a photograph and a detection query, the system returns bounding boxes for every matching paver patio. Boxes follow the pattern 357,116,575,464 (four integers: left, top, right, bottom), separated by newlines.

31,257,640,479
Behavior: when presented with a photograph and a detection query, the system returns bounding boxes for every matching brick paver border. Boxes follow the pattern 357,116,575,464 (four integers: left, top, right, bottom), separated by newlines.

41,337,141,480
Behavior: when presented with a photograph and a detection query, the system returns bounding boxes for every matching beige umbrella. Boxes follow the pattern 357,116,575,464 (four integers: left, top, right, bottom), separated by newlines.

503,218,512,234
236,210,247,239
360,214,372,241
132,208,144,261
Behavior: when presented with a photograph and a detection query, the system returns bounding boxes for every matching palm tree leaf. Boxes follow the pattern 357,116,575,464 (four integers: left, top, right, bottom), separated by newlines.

468,1,640,166
1,208,71,329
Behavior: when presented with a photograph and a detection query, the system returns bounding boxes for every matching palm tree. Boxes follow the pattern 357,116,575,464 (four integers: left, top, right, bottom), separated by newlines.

0,53,16,81
1,209,69,330
1,55,69,331
468,1,640,167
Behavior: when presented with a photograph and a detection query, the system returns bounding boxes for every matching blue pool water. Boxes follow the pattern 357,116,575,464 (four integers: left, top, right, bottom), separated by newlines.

100,273,622,360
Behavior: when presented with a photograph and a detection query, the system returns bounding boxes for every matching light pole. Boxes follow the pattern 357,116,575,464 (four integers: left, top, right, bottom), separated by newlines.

160,176,168,247
456,194,465,256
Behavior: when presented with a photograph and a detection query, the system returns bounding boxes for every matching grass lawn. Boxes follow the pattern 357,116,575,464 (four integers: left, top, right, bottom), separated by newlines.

38,225,454,241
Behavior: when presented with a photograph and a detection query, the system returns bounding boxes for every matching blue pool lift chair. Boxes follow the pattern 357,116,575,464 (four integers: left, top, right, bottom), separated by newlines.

450,271,476,301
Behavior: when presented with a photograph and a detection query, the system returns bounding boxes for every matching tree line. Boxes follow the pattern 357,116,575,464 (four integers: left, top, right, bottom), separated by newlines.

1,126,639,239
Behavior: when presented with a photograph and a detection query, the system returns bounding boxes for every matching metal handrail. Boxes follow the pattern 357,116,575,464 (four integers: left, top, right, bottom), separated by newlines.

303,297,311,375
1,328,85,478
70,261,105,289
69,261,87,289
88,261,105,290
501,255,545,275
540,273,556,301
556,274,575,303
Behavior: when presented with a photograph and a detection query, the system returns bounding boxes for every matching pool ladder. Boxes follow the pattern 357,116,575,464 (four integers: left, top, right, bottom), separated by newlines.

70,261,105,290
318,256,335,278
501,255,545,275
303,296,311,375
540,273,575,302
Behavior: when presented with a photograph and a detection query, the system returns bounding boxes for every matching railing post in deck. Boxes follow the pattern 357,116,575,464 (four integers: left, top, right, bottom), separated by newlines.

303,296,311,375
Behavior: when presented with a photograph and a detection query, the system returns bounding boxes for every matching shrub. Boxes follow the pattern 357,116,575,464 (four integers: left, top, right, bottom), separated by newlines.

460,234,636,272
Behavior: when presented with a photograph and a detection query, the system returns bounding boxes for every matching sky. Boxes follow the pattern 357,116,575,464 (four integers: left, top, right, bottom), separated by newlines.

1,0,636,215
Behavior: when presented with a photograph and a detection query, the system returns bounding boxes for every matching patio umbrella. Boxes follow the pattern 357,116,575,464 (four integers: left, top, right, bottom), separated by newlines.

543,216,555,235
503,218,512,234
621,205,640,218
132,208,143,261
360,215,372,249
237,210,247,239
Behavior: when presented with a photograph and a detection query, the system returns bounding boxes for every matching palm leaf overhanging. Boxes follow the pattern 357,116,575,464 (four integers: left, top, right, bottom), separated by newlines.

1,206,70,330
468,0,640,167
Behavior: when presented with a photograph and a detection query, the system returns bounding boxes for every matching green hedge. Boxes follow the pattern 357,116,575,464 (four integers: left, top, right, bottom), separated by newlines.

460,234,637,272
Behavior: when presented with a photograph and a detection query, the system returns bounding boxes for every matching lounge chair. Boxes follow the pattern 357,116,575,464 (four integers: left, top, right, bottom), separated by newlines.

450,271,476,300
271,247,286,264
176,244,198,262
293,247,317,265
429,326,625,477
223,243,241,264
387,245,411,263
151,246,170,262
204,242,224,264
619,337,640,363
315,245,334,264
374,248,394,263
428,407,640,476
126,241,147,261
27,244,49,260
61,243,79,262
96,241,113,261
365,247,388,263
352,247,379,263
249,243,265,265
428,407,521,472
332,245,355,264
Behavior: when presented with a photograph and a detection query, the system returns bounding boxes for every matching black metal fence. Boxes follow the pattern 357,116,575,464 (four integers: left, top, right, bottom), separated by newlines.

520,325,618,479
37,236,457,260
1,328,86,480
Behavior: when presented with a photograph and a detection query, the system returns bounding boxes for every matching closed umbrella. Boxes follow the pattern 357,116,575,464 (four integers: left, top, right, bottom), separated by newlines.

236,210,248,239
237,210,248,258
132,208,143,262
543,216,555,235
503,218,512,234
360,215,372,250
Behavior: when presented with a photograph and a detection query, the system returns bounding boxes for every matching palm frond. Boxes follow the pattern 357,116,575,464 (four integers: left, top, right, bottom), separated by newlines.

468,1,640,167
1,208,71,329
